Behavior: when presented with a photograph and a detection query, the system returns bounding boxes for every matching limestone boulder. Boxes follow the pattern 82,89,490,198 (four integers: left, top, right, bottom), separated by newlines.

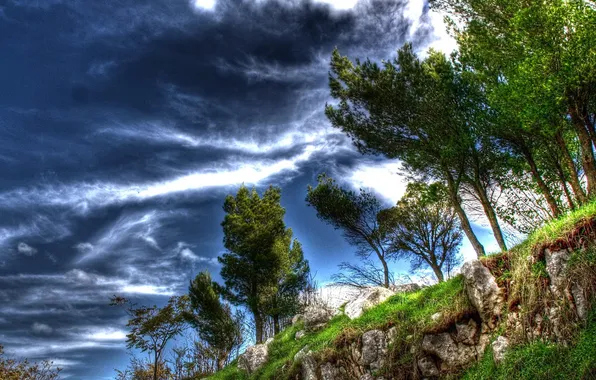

492,336,509,363
360,330,387,372
238,342,269,373
461,260,504,328
303,304,335,331
344,287,395,319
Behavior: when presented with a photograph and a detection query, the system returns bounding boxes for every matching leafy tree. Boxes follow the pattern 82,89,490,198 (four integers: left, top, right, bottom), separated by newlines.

432,0,596,201
263,232,310,334
306,174,395,287
110,295,188,380
185,271,243,370
219,185,308,343
379,182,463,282
326,44,497,257
0,345,61,380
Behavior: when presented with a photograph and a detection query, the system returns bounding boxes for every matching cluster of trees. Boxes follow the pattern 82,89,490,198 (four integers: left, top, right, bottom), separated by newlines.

307,175,463,287
110,0,595,378
113,185,311,380
324,0,595,259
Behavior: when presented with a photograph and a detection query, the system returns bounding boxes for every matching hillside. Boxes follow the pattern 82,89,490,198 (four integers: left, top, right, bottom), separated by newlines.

209,202,596,380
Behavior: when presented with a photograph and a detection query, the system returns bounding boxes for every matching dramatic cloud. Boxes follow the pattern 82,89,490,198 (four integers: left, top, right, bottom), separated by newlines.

0,0,468,378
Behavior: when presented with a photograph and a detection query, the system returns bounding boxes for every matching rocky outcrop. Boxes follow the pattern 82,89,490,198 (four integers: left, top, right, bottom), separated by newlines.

545,248,588,322
461,260,504,328
303,305,335,331
238,339,272,373
418,318,489,372
360,330,387,372
344,287,395,319
492,336,509,363
390,283,422,293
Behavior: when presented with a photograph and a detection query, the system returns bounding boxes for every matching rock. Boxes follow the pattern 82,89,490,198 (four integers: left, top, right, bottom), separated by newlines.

431,312,442,322
294,345,310,362
492,336,509,363
386,326,398,345
545,248,571,296
301,351,317,380
303,304,335,331
461,260,504,328
571,283,588,320
292,314,304,325
344,287,395,319
320,362,340,380
359,374,375,380
360,330,387,371
391,283,422,293
265,337,274,345
421,332,476,369
238,342,269,373
418,356,440,377
296,330,306,340
455,319,478,346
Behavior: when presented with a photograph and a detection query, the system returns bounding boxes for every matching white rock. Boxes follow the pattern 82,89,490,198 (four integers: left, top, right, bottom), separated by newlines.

303,304,335,331
417,356,440,377
492,336,509,363
344,287,395,319
238,342,269,373
431,312,442,322
461,260,504,328
360,330,387,371
295,330,306,340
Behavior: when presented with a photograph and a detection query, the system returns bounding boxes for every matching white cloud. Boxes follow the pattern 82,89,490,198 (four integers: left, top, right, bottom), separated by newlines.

176,243,220,266
348,161,407,205
192,0,216,11
17,242,38,256
32,322,53,334
84,328,127,341
314,0,358,10
121,284,175,296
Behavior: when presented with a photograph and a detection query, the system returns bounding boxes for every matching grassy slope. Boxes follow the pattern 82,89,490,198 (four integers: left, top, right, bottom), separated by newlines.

211,201,596,380
211,277,473,379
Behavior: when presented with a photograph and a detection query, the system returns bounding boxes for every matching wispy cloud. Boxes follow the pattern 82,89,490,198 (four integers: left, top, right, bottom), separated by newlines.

17,242,38,256
32,322,53,335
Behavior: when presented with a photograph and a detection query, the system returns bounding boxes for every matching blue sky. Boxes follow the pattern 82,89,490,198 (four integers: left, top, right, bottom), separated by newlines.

0,0,497,378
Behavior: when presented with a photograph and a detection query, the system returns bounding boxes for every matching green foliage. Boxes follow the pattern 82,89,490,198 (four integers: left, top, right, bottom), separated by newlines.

463,311,596,380
186,271,243,369
219,185,309,342
111,295,188,380
0,345,62,380
380,182,463,282
306,173,394,287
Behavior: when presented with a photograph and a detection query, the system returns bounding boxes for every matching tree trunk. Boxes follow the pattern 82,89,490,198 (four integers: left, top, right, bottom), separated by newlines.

473,181,507,251
555,131,586,204
273,315,280,336
521,146,561,218
380,257,389,288
254,310,264,344
569,104,596,198
217,354,227,371
430,264,444,283
153,351,158,380
445,171,485,257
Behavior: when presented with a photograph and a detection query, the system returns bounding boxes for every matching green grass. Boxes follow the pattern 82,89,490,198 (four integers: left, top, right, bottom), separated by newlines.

463,311,596,380
210,276,472,379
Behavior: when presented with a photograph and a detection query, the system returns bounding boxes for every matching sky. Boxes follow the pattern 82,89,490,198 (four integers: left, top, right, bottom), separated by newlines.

0,0,498,378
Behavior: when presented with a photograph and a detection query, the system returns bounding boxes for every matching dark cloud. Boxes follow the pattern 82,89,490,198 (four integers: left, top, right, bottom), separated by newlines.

0,0,458,378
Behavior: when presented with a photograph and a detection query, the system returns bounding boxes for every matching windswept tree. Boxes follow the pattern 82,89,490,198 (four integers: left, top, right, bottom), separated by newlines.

219,185,309,343
380,182,463,282
110,295,188,380
306,174,395,288
185,271,243,370
326,44,498,257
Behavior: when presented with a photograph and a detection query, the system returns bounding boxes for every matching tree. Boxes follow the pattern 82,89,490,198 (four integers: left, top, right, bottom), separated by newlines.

432,0,596,201
326,45,493,257
380,182,463,282
331,259,395,288
263,233,310,335
219,185,308,343
0,345,61,380
306,174,395,287
185,271,243,370
111,295,188,380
